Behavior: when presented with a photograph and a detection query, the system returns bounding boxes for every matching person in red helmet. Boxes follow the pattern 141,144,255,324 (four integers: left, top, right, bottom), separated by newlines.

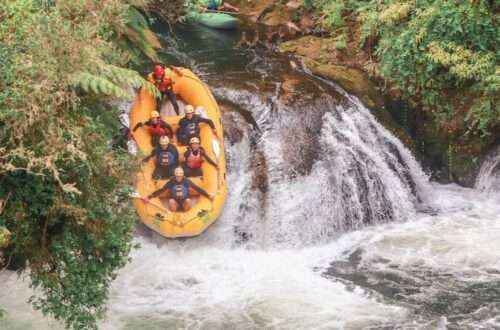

183,137,218,177
147,64,183,115
132,110,173,146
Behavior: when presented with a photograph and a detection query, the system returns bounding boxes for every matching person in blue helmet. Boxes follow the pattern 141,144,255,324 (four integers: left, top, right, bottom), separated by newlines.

142,136,179,180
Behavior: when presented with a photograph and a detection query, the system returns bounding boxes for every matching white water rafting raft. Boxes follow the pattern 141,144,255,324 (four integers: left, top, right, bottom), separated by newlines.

130,68,228,238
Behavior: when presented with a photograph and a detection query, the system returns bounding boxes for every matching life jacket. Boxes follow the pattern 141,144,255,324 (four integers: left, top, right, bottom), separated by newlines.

171,182,189,201
149,121,167,136
156,76,173,93
186,149,203,169
157,149,176,167
182,119,199,137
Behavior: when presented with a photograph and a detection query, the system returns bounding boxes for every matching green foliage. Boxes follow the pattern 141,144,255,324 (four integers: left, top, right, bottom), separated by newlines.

73,65,160,98
317,0,347,29
334,34,347,50
0,0,163,329
0,227,11,249
116,6,162,62
305,0,500,136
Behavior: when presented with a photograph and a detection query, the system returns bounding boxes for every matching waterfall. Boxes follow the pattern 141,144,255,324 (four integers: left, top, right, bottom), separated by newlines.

475,145,500,194
212,85,429,248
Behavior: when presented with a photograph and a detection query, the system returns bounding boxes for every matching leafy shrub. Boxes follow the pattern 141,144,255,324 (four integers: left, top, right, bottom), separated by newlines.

0,0,163,329
305,0,499,136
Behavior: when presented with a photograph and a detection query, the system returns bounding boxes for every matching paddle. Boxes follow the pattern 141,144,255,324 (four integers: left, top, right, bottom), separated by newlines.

130,192,172,215
212,137,222,190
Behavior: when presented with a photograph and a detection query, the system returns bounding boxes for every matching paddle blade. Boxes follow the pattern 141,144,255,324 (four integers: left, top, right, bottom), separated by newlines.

212,139,221,160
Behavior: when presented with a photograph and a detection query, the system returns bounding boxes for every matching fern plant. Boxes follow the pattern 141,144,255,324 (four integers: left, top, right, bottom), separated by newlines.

73,64,160,99
114,6,161,63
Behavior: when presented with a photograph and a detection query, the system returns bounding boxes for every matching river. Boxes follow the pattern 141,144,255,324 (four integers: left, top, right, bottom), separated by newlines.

1,23,499,330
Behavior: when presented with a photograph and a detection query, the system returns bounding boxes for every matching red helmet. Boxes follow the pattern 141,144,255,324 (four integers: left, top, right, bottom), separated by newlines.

153,65,164,79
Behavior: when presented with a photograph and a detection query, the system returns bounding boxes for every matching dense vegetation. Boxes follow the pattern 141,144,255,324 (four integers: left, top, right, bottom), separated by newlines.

0,0,162,329
305,0,499,137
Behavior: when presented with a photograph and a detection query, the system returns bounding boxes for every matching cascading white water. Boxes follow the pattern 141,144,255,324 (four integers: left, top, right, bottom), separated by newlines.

211,85,429,247
475,145,500,194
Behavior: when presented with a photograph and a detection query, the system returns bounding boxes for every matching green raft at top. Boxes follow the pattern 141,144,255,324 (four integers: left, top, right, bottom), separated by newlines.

188,0,239,30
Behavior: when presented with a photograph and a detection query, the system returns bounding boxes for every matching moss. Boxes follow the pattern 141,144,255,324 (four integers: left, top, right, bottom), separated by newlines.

0,227,10,249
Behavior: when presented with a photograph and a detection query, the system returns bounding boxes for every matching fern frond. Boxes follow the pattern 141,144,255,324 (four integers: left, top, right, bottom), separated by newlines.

113,6,161,63
72,72,129,98
74,64,161,99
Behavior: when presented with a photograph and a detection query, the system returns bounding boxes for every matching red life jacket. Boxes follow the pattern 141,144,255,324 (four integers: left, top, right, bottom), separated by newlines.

156,76,173,93
186,149,203,169
149,121,167,136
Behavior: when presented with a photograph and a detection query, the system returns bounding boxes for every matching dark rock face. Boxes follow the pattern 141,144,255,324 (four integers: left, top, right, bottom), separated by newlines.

223,111,247,146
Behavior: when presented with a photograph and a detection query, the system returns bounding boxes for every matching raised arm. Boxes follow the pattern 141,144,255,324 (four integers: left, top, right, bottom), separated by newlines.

198,117,215,130
142,148,156,163
148,180,172,199
187,179,211,199
160,121,174,136
132,121,145,132
202,149,218,167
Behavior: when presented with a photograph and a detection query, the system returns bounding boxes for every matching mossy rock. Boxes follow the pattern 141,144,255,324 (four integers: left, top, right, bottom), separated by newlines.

280,36,384,110
303,58,384,110
0,226,11,249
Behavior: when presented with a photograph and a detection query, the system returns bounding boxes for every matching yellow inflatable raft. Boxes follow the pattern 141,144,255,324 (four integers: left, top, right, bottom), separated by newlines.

130,68,228,238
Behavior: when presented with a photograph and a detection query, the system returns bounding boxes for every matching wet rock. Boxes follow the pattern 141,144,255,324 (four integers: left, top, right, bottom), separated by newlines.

279,74,301,102
280,36,384,110
222,111,247,146
304,58,385,110
250,147,269,195
471,306,491,321
299,13,314,34
241,0,276,23
285,0,302,10
260,8,289,27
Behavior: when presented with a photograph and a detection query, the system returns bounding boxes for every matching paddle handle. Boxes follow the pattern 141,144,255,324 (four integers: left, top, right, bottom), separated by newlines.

135,195,172,215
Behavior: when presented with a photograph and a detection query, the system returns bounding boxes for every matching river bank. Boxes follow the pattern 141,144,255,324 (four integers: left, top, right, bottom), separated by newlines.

228,0,499,186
